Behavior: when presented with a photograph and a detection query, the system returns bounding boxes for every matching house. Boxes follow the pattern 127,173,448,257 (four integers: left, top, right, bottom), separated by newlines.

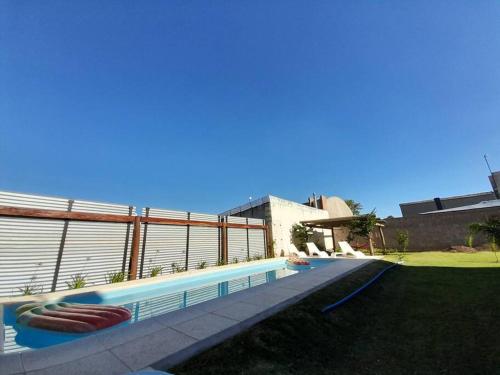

220,195,353,256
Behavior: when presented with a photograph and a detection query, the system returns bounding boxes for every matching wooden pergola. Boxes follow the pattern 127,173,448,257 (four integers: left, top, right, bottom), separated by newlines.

301,215,386,254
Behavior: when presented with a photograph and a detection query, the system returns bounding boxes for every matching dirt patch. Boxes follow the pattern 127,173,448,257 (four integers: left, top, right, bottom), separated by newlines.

447,245,478,253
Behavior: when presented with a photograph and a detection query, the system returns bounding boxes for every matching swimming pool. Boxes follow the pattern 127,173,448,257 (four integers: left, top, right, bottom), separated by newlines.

1,258,335,353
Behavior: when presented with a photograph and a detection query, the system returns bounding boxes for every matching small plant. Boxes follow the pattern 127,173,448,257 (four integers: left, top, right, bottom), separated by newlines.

251,254,263,261
465,233,474,248
149,265,164,277
18,275,42,295
66,274,87,289
196,261,208,269
106,271,125,284
216,259,225,266
396,230,409,252
396,230,409,263
232,257,239,264
470,216,500,262
269,240,277,258
171,262,186,273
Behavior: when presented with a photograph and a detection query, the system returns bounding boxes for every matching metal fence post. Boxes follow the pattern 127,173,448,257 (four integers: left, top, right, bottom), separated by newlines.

139,207,150,279
221,217,228,264
185,212,191,270
121,206,134,274
217,215,221,264
246,218,250,260
51,199,74,292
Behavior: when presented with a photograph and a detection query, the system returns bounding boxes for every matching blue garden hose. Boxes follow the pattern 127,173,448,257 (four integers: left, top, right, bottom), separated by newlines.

321,262,400,314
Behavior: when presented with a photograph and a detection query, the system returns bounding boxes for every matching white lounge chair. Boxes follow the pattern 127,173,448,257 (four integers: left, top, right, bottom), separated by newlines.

289,243,308,258
338,241,366,258
306,242,331,258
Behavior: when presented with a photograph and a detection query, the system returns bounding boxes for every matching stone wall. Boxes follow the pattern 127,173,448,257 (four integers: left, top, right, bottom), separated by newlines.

377,206,500,251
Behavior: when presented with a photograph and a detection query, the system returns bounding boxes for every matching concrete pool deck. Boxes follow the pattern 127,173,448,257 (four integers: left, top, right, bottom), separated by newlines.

0,258,377,375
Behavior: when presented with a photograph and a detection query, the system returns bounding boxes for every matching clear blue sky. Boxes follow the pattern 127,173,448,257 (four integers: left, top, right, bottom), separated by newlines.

1,1,499,218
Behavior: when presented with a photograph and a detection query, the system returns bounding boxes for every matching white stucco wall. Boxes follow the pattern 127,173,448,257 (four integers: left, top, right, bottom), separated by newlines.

268,196,331,256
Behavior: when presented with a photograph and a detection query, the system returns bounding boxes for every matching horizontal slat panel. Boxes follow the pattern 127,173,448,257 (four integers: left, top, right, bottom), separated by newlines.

248,229,266,258
188,226,219,269
247,218,264,225
55,221,132,290
0,217,63,296
0,191,69,210
227,227,248,262
145,208,188,220
139,224,187,277
0,190,134,296
226,216,248,224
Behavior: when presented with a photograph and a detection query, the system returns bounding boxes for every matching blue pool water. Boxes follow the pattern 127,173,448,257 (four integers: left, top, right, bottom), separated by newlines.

1,258,335,353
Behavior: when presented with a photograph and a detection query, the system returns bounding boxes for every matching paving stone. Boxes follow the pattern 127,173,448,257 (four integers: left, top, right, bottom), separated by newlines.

25,351,129,375
0,352,24,375
171,313,239,341
153,307,206,328
110,327,196,371
95,318,164,350
21,335,105,372
240,290,295,308
212,301,268,322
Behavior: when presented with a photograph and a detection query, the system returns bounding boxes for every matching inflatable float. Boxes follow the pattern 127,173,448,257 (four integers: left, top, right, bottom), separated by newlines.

16,302,131,333
286,257,311,271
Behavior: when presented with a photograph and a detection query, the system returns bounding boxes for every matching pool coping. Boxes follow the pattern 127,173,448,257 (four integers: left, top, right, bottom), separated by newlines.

0,258,285,305
0,258,379,375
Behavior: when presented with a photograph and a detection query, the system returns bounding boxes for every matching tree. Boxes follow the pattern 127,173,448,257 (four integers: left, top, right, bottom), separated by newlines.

347,210,377,255
469,216,500,262
396,230,409,262
345,199,362,216
290,223,312,252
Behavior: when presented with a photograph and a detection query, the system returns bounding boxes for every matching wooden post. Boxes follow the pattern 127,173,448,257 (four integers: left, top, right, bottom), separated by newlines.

129,216,141,280
378,225,386,252
368,234,374,256
331,227,336,251
221,220,228,264
264,225,272,258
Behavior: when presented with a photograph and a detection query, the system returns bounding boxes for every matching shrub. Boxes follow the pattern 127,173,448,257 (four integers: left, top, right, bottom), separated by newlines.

171,262,186,273
395,230,409,263
106,271,125,284
149,265,164,277
232,257,239,264
251,254,263,261
291,224,312,252
216,259,225,266
469,216,500,262
67,274,87,289
396,230,409,252
18,276,42,296
465,233,474,248
196,261,208,269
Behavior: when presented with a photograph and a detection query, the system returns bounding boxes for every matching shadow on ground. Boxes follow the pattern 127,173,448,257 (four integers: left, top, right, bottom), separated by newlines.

169,259,500,375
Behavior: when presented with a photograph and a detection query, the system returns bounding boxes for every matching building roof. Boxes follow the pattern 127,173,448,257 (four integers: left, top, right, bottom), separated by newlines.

400,191,495,207
421,199,500,214
219,195,271,216
301,215,385,228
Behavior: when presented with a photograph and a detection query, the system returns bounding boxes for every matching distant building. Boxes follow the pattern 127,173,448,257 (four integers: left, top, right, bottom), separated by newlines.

221,195,353,257
399,171,500,217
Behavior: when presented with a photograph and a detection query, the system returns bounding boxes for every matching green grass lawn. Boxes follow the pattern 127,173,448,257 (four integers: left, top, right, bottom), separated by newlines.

168,252,500,375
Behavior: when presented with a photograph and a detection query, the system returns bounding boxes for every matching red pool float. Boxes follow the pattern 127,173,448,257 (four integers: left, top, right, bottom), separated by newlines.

16,302,131,333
